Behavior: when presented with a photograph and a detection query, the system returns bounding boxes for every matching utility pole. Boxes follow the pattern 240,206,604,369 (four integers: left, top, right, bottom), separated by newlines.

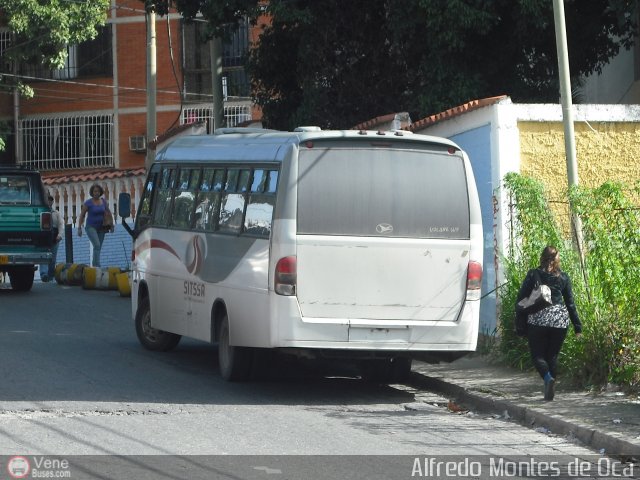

552,0,586,267
552,0,578,188
13,54,20,165
210,36,225,132
145,5,157,171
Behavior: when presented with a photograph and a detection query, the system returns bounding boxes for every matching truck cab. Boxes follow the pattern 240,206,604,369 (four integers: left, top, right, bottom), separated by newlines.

0,166,53,291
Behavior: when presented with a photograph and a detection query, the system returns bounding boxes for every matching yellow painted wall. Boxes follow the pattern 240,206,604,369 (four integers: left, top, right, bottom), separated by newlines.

518,121,640,201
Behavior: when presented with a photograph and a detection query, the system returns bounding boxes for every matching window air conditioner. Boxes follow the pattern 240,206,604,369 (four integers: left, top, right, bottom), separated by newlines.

128,135,146,153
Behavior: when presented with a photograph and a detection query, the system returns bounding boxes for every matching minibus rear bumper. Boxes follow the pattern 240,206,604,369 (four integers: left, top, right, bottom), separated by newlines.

271,297,480,353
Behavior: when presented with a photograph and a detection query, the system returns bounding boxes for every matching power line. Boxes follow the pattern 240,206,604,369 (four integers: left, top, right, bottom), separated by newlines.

0,89,156,109
1,71,212,99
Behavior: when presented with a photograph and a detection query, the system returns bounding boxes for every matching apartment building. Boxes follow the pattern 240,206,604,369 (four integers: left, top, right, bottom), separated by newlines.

0,3,261,225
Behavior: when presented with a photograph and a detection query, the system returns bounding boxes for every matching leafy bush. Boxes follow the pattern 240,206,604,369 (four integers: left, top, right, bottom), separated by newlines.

498,174,640,392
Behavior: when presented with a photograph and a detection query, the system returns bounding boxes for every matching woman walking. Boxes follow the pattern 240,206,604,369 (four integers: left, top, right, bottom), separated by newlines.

517,245,582,401
77,184,112,267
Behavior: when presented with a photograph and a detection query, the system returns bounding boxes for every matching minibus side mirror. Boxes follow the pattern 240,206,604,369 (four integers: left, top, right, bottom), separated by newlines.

118,192,131,218
118,192,134,238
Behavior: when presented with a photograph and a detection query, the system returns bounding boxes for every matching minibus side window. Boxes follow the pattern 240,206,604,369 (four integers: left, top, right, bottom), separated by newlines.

170,168,199,230
212,170,225,191
152,167,175,226
218,169,250,234
194,168,223,231
137,167,159,229
244,169,278,238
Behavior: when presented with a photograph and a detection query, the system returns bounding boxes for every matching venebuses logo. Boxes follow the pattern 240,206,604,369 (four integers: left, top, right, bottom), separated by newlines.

6,456,71,478
7,456,30,479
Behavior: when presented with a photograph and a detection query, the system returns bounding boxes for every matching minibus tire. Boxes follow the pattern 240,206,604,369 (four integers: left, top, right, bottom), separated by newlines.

218,314,253,382
360,357,412,384
9,266,34,292
359,359,392,383
135,296,181,351
389,357,412,383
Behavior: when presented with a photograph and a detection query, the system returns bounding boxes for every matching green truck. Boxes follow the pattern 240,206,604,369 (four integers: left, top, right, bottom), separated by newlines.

0,166,53,291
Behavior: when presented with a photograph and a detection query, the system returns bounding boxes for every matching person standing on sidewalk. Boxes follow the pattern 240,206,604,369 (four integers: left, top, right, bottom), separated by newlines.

40,195,64,282
517,245,582,401
77,184,111,267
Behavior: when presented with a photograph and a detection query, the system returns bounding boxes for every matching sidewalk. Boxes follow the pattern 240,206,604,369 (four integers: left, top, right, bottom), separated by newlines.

409,355,640,460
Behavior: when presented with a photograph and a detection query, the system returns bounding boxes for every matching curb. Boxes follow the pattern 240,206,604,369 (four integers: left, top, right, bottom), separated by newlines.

407,371,640,460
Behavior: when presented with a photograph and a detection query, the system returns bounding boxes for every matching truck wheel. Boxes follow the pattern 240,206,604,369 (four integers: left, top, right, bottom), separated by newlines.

9,267,34,292
218,314,253,381
135,296,181,351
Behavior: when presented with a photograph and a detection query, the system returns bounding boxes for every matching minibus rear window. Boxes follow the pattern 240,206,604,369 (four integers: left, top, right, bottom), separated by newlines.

297,147,470,239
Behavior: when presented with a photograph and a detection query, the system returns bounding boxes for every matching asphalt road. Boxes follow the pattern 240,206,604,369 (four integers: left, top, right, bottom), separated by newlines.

0,281,604,479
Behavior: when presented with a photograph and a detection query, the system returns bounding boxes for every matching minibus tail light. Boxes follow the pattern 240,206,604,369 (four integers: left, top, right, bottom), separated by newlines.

41,212,52,230
275,256,297,296
466,261,482,301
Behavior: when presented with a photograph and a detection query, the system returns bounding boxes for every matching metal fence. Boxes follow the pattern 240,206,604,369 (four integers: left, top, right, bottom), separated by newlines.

181,104,252,133
505,186,640,246
18,115,114,170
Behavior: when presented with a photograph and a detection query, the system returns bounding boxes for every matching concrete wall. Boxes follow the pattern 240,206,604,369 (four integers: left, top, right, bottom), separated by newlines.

518,121,640,195
448,125,496,335
413,98,640,332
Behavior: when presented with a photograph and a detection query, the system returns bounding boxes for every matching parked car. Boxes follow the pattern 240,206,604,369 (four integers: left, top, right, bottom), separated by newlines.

0,166,53,291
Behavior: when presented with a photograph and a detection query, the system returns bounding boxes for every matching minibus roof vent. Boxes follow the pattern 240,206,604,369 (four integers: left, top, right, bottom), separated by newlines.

294,126,322,132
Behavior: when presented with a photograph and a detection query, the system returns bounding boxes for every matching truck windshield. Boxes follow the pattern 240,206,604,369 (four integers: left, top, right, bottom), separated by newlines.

0,175,31,204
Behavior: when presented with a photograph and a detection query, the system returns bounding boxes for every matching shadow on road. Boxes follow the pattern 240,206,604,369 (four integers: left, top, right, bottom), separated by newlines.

0,284,415,407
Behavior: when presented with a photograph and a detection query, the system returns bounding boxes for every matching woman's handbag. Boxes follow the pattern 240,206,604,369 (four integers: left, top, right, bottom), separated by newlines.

514,269,552,336
101,208,115,233
517,269,552,313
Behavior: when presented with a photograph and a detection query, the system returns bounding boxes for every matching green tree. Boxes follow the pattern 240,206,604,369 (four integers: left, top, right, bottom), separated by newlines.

148,1,262,39
1,0,109,69
248,0,639,130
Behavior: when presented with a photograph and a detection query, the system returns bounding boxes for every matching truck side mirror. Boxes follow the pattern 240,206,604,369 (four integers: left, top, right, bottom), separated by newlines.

118,192,131,219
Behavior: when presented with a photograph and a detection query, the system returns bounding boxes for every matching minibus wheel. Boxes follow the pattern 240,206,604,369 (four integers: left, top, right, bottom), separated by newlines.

218,314,253,381
360,357,412,384
135,296,181,351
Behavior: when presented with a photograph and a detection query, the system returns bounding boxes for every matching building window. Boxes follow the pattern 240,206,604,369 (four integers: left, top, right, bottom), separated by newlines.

18,114,113,170
182,19,251,103
0,28,13,73
20,25,112,80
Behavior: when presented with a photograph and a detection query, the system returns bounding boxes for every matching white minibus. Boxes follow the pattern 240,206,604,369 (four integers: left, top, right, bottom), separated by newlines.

124,127,483,381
